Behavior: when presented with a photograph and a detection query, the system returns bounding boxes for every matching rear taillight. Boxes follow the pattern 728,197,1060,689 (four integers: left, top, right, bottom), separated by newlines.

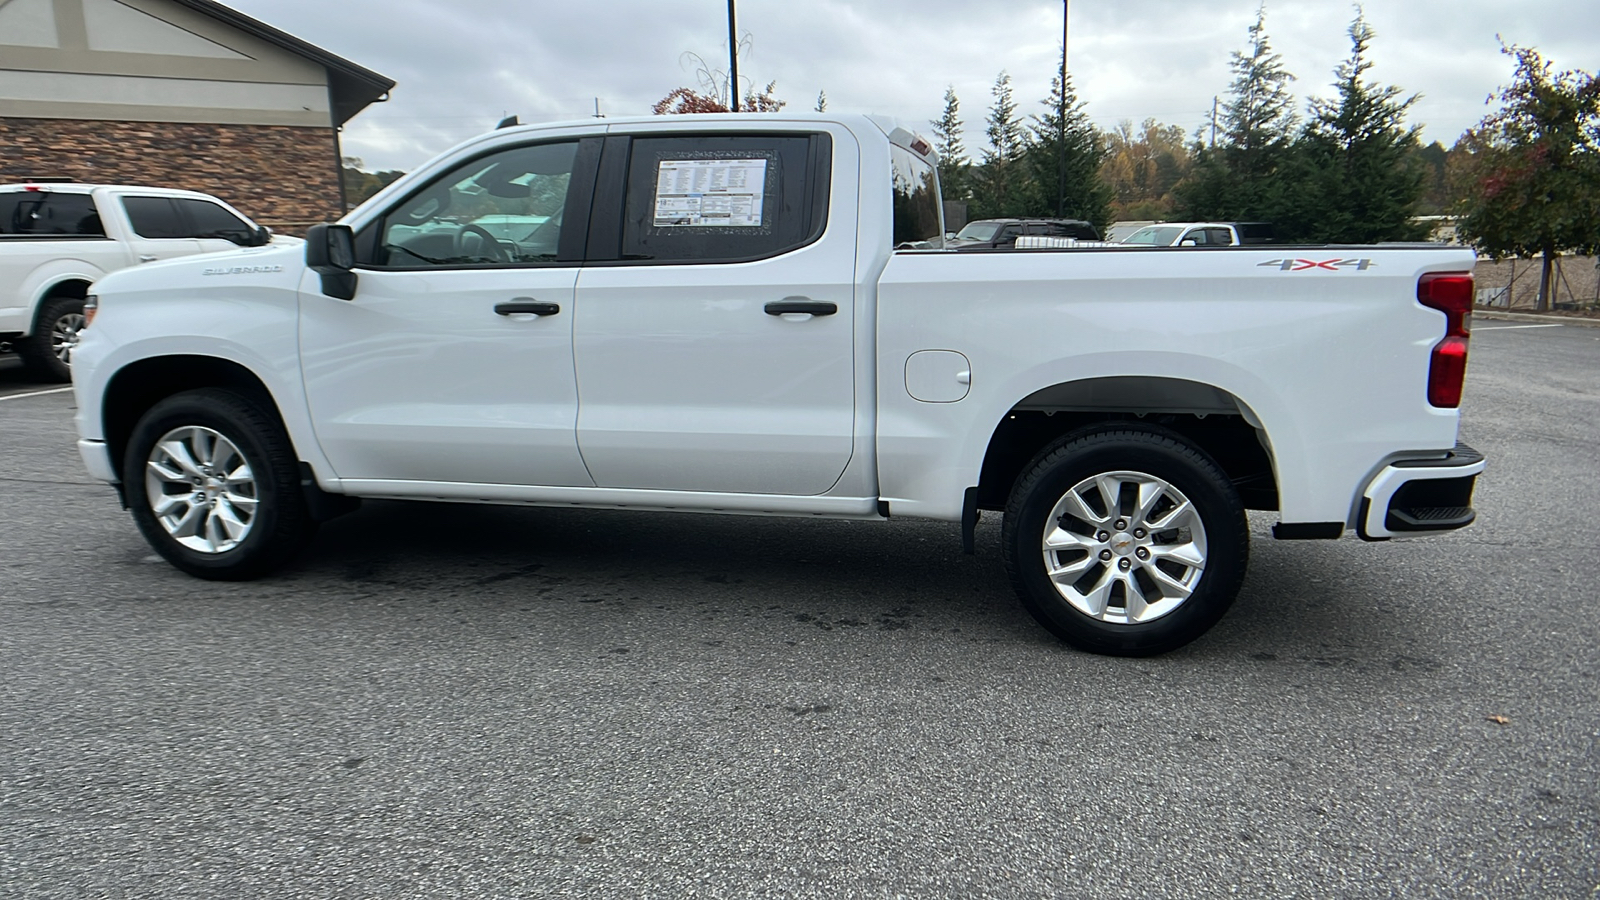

83,293,98,328
1418,272,1473,408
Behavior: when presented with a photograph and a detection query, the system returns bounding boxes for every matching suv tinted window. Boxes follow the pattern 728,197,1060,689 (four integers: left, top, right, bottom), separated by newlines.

617,133,827,263
377,140,579,267
1,191,104,236
891,145,941,247
177,198,254,243
123,197,187,238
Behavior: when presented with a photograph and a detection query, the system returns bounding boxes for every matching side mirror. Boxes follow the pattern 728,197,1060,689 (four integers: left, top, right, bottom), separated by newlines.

251,225,272,246
1179,238,1199,247
305,223,358,300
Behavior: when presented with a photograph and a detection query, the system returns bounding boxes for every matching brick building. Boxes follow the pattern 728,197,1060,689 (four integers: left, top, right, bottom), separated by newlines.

0,0,393,232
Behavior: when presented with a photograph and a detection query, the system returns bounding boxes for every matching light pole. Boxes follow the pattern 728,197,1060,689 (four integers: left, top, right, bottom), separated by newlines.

1056,0,1068,217
727,0,740,112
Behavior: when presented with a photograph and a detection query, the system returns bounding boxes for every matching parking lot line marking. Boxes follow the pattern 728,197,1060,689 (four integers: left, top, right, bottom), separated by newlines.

0,386,74,403
1475,324,1565,331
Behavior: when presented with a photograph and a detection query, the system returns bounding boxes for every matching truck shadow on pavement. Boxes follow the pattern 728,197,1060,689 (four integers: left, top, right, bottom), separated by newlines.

271,498,1417,663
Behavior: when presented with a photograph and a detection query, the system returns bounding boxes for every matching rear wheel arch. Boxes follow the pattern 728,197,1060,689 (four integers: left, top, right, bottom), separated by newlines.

976,376,1280,513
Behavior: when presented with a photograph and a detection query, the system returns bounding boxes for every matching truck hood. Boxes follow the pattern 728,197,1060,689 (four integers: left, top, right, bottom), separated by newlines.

92,240,305,294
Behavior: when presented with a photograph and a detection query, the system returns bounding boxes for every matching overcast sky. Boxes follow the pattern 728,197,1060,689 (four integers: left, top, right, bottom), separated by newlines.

226,0,1600,173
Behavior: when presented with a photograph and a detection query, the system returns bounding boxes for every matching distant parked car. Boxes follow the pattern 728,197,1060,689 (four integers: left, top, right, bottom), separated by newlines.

949,217,1100,250
1120,222,1274,248
0,181,281,380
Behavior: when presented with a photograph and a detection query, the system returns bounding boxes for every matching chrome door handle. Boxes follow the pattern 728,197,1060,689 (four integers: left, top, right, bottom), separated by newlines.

764,298,837,316
495,299,560,316
138,255,158,263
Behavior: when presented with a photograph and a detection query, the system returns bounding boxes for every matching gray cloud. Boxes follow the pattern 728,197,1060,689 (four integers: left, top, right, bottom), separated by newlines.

226,0,1600,172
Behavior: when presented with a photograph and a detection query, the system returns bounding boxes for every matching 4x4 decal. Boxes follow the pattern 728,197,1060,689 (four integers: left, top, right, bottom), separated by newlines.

1258,258,1376,271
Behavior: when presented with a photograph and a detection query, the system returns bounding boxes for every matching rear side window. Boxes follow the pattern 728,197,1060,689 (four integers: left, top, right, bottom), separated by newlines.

1,191,104,236
123,197,186,238
177,198,255,243
891,144,941,248
616,133,828,263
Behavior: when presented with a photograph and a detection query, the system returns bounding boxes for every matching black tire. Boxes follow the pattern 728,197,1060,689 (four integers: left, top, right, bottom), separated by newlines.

1002,426,1248,656
17,294,85,383
123,388,315,580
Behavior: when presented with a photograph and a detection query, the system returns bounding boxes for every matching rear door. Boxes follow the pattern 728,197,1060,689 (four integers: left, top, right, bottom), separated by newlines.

572,126,858,495
118,196,201,263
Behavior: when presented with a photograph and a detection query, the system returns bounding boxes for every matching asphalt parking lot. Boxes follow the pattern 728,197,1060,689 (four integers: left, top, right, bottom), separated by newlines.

1,326,1596,899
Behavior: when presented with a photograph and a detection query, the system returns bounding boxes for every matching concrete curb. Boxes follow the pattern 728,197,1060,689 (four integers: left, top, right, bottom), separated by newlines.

1474,309,1600,328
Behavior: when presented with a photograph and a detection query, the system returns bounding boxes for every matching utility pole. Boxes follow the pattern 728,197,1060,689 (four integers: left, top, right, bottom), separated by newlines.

1056,0,1068,217
727,0,740,112
1210,96,1219,148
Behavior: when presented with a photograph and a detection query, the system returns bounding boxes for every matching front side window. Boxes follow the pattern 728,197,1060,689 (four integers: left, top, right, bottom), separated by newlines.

177,198,255,243
616,133,826,263
377,141,578,267
954,221,1001,242
891,145,941,248
3,192,104,236
123,197,186,238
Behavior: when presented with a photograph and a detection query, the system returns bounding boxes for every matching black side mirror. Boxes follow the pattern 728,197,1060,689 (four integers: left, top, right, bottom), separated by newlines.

305,223,358,300
251,225,272,246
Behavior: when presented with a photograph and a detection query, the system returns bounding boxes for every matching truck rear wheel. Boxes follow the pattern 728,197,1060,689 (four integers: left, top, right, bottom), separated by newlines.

1003,426,1248,656
17,295,85,383
123,389,315,580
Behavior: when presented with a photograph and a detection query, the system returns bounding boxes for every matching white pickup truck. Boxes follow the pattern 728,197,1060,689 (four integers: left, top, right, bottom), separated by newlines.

0,182,274,380
70,114,1484,656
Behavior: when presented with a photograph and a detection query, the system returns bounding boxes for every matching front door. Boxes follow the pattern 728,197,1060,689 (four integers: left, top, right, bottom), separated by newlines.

299,137,596,487
572,128,859,496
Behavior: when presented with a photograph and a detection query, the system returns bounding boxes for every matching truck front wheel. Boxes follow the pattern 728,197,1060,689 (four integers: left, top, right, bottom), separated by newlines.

123,389,315,580
1003,426,1248,656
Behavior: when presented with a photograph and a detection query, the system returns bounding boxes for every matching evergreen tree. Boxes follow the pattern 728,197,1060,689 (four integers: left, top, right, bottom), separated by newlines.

930,87,970,202
814,90,827,113
1454,45,1600,309
1277,11,1428,242
1023,60,1111,231
1175,6,1297,220
975,71,1028,217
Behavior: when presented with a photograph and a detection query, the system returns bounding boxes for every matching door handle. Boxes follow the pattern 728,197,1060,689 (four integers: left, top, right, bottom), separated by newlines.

138,255,157,263
764,298,837,317
495,299,560,316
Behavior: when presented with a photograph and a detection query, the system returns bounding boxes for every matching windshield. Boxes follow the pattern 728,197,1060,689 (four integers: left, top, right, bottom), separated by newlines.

1122,226,1184,246
955,221,1002,242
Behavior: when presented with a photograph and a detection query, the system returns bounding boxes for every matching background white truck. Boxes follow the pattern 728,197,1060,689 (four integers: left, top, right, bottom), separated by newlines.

1120,221,1274,247
69,114,1484,656
0,182,274,381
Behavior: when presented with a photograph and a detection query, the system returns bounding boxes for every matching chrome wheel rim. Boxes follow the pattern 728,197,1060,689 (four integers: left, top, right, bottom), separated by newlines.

144,426,259,553
1040,470,1208,625
51,312,86,364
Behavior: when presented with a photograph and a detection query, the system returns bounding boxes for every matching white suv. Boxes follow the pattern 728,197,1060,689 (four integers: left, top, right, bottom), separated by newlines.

0,182,277,381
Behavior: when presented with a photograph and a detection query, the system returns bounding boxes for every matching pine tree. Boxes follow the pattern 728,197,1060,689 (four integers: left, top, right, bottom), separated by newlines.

814,90,827,113
976,71,1028,217
1023,60,1111,230
1176,6,1297,220
1277,12,1427,243
930,87,970,201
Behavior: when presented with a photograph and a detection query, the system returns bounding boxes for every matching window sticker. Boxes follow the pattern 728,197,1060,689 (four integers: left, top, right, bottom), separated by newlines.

653,158,768,227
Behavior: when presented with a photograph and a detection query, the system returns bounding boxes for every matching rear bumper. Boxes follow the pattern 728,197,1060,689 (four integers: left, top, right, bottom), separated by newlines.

1358,443,1485,540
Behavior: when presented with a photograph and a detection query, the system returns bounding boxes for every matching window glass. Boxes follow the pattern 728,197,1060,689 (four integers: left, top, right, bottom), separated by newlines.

123,197,186,238
379,141,577,267
1124,225,1182,246
891,145,941,248
1203,227,1234,246
955,221,1001,242
620,134,821,263
177,198,255,243
2,192,103,236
